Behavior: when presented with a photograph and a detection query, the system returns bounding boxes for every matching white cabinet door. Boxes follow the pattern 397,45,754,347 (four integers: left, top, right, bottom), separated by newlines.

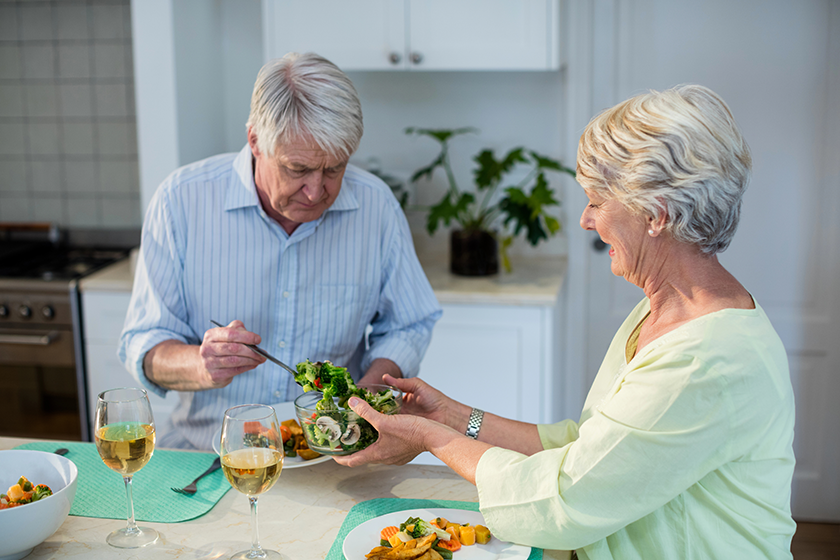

263,0,406,70
408,0,559,70
262,0,560,71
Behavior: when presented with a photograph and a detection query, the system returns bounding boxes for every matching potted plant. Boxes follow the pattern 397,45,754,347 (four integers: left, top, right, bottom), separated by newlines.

406,127,576,275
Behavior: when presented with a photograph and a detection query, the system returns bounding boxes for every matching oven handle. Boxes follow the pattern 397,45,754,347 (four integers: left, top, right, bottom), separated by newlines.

0,331,59,346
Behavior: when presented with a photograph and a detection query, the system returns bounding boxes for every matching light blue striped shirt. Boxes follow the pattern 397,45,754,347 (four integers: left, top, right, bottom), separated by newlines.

119,145,441,450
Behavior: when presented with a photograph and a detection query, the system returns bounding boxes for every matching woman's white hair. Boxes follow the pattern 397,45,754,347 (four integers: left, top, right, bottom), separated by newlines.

246,52,363,160
576,84,752,254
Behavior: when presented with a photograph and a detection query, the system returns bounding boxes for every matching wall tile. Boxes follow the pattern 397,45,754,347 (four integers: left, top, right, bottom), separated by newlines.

66,195,100,227
96,122,130,156
0,194,32,222
0,122,26,156
98,159,133,194
22,44,56,79
59,83,93,117
18,3,53,42
0,85,24,117
93,43,126,78
30,194,65,223
62,122,95,155
100,195,140,227
29,160,62,193
0,4,20,41
91,4,124,40
27,121,61,155
58,44,91,79
0,158,28,193
23,83,58,117
55,3,90,41
0,45,22,79
94,83,128,117
65,160,97,194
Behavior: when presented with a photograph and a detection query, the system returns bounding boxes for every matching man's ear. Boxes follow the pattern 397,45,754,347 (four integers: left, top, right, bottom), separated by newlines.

247,127,261,157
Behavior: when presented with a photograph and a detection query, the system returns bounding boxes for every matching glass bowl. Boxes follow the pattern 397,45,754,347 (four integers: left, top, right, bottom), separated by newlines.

293,384,402,456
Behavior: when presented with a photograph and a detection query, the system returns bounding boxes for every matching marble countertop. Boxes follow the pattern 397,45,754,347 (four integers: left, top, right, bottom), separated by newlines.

80,250,566,307
1,436,569,559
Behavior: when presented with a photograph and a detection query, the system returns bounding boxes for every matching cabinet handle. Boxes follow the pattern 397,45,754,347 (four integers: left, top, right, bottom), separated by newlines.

410,52,423,65
0,331,59,346
389,52,402,65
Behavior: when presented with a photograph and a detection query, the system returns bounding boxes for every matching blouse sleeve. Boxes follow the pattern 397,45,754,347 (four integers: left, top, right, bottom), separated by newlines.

475,351,734,551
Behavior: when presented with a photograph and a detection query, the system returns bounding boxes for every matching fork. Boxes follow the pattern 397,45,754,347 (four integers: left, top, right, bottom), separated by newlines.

171,456,222,495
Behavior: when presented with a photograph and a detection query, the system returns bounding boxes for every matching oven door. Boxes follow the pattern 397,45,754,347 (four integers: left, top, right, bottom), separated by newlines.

0,326,84,441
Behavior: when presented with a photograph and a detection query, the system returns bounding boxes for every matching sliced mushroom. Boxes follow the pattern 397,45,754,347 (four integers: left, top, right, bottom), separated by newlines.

340,423,361,445
315,416,341,441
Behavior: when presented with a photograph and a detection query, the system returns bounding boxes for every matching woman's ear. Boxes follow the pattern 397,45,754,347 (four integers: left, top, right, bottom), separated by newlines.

648,203,669,237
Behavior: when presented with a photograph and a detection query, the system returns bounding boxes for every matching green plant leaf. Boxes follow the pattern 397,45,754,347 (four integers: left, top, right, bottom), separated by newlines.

473,147,527,190
410,152,446,183
529,150,577,177
426,192,475,235
405,127,477,143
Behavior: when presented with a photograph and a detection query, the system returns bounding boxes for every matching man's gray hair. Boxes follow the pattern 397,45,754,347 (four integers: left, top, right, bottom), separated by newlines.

246,52,363,160
576,84,752,254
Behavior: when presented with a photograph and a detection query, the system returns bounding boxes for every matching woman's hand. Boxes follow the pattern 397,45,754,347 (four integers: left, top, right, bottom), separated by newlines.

332,396,435,467
382,374,470,431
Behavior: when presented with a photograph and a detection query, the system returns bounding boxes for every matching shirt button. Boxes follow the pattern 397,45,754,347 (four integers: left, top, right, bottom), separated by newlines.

274,390,282,398
283,291,290,298
278,341,286,348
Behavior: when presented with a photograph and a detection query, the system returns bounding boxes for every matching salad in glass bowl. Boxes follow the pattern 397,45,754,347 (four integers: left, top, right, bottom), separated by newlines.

293,360,402,456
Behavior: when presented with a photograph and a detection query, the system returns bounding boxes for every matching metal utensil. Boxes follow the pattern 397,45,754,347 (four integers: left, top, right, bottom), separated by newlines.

54,448,69,456
171,456,221,495
209,320,298,376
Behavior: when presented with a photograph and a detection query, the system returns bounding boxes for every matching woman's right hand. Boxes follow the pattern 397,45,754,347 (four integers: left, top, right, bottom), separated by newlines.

383,374,470,430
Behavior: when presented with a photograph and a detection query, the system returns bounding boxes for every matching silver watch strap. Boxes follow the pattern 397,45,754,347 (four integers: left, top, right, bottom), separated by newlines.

465,408,485,440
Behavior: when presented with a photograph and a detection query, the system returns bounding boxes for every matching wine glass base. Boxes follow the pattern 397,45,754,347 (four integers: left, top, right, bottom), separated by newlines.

106,525,160,548
230,549,286,560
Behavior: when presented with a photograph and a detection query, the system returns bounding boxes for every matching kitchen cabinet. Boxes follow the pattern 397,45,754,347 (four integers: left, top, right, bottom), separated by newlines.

262,0,561,71
79,262,179,438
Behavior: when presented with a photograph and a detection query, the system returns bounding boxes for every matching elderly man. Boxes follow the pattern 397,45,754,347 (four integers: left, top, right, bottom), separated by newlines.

119,52,441,450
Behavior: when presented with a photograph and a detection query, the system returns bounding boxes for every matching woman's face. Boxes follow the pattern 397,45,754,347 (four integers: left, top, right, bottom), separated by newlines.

580,189,652,284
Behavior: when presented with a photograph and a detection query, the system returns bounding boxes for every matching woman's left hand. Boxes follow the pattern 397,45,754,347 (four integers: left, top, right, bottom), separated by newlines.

333,396,437,467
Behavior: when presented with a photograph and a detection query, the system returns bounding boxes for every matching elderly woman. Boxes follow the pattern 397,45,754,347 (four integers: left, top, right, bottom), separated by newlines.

336,85,796,559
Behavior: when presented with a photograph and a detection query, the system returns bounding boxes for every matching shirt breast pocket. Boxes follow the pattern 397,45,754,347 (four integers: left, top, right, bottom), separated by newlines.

303,284,376,356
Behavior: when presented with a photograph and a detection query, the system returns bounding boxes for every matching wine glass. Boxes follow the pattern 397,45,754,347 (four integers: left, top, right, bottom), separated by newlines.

94,387,159,548
221,404,285,560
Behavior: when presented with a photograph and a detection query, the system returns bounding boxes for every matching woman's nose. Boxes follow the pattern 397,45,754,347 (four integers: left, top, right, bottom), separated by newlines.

580,206,593,230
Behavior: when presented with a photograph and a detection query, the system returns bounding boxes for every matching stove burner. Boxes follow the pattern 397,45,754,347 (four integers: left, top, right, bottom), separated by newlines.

0,244,129,281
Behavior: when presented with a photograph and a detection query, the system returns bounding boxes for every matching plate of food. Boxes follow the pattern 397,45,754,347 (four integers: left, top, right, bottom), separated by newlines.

211,401,332,469
342,508,532,560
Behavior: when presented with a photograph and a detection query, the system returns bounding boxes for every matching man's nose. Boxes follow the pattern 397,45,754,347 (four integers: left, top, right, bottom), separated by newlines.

301,171,325,200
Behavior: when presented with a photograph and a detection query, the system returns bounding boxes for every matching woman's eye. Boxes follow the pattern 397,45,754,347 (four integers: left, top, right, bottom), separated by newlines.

587,203,599,209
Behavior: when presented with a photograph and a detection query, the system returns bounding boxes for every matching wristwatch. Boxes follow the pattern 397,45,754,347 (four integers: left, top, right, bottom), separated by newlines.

465,408,485,440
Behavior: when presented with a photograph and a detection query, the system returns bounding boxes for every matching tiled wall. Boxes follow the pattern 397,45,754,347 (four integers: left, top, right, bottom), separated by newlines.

0,0,140,228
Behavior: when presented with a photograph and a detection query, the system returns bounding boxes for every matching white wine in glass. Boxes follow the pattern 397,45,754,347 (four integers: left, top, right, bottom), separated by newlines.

94,387,159,548
221,404,285,560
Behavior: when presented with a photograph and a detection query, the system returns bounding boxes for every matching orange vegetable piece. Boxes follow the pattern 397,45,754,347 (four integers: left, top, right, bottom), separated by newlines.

279,425,292,443
460,525,476,546
243,421,263,434
380,526,399,541
436,537,461,552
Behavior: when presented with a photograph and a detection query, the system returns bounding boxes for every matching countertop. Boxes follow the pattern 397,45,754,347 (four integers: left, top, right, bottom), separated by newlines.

1,436,570,559
80,251,567,307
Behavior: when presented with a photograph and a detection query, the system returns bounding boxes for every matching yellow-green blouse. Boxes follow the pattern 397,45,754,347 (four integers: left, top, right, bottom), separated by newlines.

476,298,796,559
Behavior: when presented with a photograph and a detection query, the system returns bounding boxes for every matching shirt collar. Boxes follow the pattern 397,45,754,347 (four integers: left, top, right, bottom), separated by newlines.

225,144,359,214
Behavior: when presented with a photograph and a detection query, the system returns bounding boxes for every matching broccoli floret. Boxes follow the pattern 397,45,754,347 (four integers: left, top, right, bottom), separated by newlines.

295,359,360,410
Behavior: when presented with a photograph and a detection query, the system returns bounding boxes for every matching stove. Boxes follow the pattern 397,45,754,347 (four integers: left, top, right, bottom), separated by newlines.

0,226,137,441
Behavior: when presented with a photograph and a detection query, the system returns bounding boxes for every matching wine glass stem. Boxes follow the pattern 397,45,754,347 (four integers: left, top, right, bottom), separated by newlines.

249,495,263,555
123,475,140,534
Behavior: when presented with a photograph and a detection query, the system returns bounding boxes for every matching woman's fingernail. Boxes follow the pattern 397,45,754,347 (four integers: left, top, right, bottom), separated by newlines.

349,397,361,407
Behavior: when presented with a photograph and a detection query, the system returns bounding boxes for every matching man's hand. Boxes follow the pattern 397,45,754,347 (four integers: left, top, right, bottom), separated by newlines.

199,320,266,387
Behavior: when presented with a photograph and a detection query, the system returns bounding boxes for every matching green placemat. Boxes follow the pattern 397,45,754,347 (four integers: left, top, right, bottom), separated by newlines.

326,498,542,560
15,441,230,523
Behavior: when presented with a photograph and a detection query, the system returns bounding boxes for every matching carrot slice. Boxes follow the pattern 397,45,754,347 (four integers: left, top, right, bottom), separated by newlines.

380,526,400,541
436,537,462,552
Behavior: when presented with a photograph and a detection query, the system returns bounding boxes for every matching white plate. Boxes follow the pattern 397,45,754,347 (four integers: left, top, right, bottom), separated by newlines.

343,508,532,560
211,401,333,469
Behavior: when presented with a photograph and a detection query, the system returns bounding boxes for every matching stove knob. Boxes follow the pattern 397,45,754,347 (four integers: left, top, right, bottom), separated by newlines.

41,305,55,320
19,305,32,319
0,304,7,318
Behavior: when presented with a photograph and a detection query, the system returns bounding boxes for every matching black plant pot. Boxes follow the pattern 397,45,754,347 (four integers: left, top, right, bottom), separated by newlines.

450,229,498,276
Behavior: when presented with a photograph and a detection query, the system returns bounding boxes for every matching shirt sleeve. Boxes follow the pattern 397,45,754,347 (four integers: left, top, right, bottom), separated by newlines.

475,351,733,551
118,183,197,397
361,205,442,377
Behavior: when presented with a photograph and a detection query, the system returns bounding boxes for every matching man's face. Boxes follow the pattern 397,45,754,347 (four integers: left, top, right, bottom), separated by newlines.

248,128,348,233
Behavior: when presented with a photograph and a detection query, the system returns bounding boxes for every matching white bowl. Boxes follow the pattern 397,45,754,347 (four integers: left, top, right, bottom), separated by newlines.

0,450,78,560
